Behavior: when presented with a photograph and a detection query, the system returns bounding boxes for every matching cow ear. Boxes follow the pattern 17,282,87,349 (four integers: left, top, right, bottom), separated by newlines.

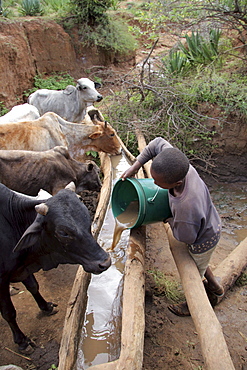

86,163,94,172
89,126,103,139
13,219,43,252
63,85,75,95
94,82,101,89
89,132,102,139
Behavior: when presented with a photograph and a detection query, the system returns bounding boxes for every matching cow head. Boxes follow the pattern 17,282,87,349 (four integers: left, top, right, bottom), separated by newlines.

13,182,111,274
76,78,103,103
88,121,121,155
76,161,102,193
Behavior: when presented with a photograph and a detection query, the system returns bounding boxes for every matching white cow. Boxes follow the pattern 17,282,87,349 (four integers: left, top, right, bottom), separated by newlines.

28,78,103,123
0,103,40,124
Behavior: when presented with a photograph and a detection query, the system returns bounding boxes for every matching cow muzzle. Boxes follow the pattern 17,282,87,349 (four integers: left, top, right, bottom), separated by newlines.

96,95,103,102
97,254,111,273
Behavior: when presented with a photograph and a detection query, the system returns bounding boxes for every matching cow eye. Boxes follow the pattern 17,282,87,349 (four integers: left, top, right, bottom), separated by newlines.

110,133,115,137
55,229,74,242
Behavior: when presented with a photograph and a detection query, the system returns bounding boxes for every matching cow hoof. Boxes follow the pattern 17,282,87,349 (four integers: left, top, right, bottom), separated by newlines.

19,339,36,355
42,302,59,316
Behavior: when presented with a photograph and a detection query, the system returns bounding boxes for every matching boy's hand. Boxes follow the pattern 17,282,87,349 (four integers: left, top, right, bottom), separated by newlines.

120,161,142,180
120,167,137,180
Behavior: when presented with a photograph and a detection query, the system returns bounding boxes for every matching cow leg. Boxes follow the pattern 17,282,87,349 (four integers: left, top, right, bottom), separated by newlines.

22,274,58,315
0,282,33,352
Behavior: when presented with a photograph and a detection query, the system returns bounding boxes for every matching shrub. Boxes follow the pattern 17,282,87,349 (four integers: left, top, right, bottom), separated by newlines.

79,18,137,55
69,0,115,25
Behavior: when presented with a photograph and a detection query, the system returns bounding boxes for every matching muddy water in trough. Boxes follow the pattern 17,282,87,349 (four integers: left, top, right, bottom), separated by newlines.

76,154,132,369
76,154,247,369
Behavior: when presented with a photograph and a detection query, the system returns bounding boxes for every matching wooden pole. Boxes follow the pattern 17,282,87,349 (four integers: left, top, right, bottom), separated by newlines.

164,224,235,370
213,236,247,301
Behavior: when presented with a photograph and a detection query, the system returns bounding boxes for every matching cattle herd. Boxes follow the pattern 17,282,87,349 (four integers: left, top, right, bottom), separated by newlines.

0,78,121,353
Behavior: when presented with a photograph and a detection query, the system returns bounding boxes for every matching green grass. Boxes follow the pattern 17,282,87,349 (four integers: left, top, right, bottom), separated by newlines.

147,269,185,303
23,72,75,97
0,101,9,116
235,272,247,287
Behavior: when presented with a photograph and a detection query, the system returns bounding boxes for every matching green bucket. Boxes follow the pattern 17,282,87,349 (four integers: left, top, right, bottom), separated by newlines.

111,178,172,229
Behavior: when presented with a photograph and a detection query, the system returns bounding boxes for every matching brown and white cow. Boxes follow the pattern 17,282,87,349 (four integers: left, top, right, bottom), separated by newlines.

0,112,121,156
0,146,101,196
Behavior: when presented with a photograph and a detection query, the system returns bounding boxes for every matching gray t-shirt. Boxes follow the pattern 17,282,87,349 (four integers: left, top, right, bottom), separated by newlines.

137,137,221,252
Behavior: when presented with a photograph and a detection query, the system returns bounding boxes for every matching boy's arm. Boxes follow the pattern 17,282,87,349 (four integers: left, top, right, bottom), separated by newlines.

136,137,173,165
121,137,172,180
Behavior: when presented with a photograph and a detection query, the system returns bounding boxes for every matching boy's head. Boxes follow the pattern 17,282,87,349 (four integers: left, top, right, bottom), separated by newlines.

150,147,189,189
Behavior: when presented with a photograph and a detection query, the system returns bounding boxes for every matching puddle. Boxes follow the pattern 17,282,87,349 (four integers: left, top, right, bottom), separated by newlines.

210,182,247,244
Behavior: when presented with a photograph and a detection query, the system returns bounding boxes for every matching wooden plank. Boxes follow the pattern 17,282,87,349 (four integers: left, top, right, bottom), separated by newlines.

164,224,235,370
214,236,247,299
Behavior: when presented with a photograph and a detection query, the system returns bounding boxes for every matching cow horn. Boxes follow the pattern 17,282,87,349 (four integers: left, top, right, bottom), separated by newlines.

35,203,49,215
65,182,76,192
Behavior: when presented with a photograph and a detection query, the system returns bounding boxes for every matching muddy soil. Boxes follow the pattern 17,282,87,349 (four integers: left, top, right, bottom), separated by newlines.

0,180,246,370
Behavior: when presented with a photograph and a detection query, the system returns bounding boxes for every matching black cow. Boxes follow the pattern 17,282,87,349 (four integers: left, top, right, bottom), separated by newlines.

0,182,111,353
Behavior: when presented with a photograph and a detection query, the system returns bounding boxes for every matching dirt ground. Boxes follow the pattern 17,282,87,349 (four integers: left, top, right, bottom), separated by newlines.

0,180,246,370
0,13,246,369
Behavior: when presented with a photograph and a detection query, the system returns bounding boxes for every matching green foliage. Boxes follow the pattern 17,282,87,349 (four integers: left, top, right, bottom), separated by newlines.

85,150,100,166
78,18,137,55
147,269,185,303
23,72,75,97
179,29,221,65
48,365,57,370
164,29,222,75
183,70,247,116
165,50,189,75
236,272,247,287
0,4,11,16
19,0,44,16
69,0,115,25
85,150,98,158
42,0,69,14
0,101,9,117
106,61,247,163
105,71,218,160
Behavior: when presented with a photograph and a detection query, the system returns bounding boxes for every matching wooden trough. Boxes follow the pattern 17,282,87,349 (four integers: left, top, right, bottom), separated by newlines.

58,135,247,370
58,149,146,370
